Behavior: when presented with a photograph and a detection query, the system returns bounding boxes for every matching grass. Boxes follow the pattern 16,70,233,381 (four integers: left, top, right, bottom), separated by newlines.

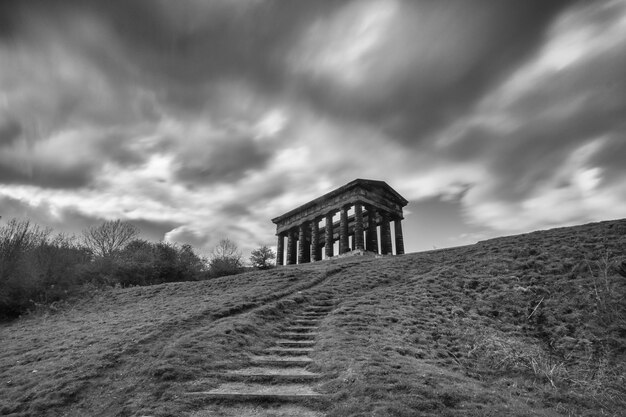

1,218,625,416
0,265,332,416
308,219,626,416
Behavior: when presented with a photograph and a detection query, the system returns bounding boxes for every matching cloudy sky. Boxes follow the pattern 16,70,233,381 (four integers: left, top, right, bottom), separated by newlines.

1,0,625,259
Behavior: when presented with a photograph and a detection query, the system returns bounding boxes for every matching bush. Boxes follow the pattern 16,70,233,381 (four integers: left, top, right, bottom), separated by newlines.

0,219,89,319
0,218,208,318
112,240,208,287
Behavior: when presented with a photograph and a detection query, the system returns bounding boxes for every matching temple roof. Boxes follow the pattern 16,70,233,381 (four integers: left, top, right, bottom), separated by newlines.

272,179,408,224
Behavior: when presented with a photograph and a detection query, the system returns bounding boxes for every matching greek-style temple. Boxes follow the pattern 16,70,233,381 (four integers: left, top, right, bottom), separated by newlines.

272,179,408,265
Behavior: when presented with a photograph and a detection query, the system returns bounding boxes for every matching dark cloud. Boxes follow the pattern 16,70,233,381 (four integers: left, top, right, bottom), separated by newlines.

174,135,274,185
0,148,95,189
0,1,23,39
293,0,576,143
590,137,626,186
92,1,340,87
218,179,290,217
0,117,22,146
0,0,340,93
1,0,327,190
219,202,251,218
96,130,149,167
445,29,626,202
0,196,98,235
0,0,580,141
0,129,148,189
1,0,624,253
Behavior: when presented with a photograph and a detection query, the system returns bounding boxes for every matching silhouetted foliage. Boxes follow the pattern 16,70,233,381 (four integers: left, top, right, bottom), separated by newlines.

0,219,89,319
114,240,207,286
0,218,208,319
250,245,276,269
208,238,243,277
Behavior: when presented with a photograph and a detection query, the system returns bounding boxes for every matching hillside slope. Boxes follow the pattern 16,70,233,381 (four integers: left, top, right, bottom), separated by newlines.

1,218,625,416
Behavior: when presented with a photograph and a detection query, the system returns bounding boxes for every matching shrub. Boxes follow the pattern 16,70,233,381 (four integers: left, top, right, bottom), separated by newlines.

0,219,89,318
0,218,208,318
112,240,207,287
249,245,276,269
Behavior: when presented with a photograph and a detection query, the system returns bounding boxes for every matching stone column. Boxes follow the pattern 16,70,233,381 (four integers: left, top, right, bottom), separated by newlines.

394,219,405,255
287,229,297,264
339,205,349,254
366,206,378,253
298,222,310,264
276,233,284,266
325,212,334,258
354,203,364,250
310,219,321,262
380,212,393,255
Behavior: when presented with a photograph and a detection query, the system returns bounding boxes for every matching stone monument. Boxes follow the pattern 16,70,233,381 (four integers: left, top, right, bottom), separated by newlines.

272,179,408,265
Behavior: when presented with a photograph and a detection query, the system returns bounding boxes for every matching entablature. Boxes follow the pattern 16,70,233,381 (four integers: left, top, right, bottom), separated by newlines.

272,179,408,234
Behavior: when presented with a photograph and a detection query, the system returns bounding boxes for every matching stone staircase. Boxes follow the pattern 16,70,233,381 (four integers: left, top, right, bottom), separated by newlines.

188,299,334,416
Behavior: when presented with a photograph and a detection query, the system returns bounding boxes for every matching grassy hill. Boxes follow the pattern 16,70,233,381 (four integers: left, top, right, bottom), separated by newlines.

1,219,625,416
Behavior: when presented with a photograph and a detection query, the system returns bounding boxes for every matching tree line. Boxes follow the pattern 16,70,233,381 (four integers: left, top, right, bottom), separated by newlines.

0,218,276,319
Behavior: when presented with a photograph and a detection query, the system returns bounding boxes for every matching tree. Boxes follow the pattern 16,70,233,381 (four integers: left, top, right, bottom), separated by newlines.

250,245,276,269
208,238,243,277
82,219,139,258
177,243,207,280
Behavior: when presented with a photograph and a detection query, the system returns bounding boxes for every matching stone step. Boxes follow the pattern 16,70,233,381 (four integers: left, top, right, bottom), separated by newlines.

285,324,318,329
221,367,321,382
305,306,333,311
283,326,318,333
275,340,316,348
265,347,314,356
278,332,318,340
250,356,313,367
189,404,326,417
292,318,321,324
187,382,325,402
290,322,320,328
294,313,328,320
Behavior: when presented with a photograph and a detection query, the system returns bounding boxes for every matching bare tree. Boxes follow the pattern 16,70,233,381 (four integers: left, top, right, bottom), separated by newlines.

82,219,139,258
250,245,276,269
209,238,243,277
